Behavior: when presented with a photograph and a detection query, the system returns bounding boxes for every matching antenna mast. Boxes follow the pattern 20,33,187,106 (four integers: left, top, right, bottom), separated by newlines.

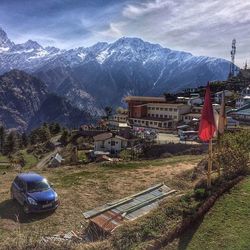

229,39,236,78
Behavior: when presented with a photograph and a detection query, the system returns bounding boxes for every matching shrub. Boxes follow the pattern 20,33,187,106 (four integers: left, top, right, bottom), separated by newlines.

194,188,208,200
214,130,250,180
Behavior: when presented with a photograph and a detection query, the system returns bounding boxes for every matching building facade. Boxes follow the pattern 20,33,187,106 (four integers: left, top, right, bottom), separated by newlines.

125,96,191,130
108,114,128,128
93,133,128,154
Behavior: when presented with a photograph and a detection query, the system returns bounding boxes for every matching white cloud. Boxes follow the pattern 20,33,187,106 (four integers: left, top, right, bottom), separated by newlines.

114,0,250,65
123,0,176,19
99,22,125,39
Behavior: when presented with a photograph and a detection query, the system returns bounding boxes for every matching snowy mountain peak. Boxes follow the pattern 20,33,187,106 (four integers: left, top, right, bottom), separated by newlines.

23,40,43,50
45,46,61,54
111,37,163,50
0,27,14,50
12,39,43,52
87,42,108,53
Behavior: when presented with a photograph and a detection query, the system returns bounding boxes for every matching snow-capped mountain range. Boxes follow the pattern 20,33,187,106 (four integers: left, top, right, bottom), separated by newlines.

0,27,231,113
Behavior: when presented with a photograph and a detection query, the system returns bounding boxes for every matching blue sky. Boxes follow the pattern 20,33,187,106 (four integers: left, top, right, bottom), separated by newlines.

0,0,249,65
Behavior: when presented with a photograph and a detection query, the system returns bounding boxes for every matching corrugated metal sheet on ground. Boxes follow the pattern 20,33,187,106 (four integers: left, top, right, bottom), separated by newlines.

83,183,176,233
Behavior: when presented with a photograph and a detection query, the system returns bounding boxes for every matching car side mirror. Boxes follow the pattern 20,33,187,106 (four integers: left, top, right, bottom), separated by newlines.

50,183,54,188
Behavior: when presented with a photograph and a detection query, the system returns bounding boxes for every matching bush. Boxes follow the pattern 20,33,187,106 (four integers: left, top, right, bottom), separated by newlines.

194,188,208,200
214,130,250,180
120,149,140,160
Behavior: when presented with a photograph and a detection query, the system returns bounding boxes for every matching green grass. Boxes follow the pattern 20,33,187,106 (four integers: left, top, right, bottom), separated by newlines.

18,150,38,169
101,154,202,170
0,151,37,170
78,150,87,162
178,176,250,250
49,154,202,188
51,170,94,187
0,154,9,162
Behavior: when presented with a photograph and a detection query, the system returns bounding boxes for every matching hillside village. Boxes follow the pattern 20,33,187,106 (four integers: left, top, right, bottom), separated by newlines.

80,67,250,160
0,66,250,249
1,1,250,249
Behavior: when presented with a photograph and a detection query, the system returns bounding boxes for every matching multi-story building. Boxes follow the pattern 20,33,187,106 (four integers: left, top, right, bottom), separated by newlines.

125,96,191,130
108,114,128,128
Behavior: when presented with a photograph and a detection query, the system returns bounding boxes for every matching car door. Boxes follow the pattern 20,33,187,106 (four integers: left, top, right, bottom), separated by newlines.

15,178,25,205
12,177,21,202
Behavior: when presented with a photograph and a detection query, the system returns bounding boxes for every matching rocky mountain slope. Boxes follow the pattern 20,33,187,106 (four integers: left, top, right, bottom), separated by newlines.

0,70,90,130
0,70,47,130
27,93,92,131
0,27,231,111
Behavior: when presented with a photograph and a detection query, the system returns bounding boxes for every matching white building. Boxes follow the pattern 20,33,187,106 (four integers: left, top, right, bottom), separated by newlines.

214,90,233,103
108,114,128,128
93,132,128,154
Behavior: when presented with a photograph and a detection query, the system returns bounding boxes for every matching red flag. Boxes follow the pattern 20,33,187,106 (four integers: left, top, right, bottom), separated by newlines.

199,83,216,141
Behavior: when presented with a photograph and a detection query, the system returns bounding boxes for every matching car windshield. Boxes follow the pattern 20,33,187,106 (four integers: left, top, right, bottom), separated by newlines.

27,179,50,192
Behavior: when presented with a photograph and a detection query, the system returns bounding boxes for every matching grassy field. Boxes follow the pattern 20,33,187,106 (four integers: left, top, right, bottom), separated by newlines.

0,150,38,170
0,154,202,249
18,150,38,169
167,176,250,250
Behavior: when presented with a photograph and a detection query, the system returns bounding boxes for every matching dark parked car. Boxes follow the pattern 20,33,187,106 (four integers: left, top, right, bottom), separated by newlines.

11,172,59,214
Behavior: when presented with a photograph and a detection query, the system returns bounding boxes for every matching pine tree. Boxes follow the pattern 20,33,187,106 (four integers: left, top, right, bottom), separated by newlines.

60,129,69,145
21,132,28,148
4,131,17,155
0,126,5,154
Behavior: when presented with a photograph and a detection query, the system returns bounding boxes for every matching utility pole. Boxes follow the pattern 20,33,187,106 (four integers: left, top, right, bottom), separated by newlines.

228,39,236,79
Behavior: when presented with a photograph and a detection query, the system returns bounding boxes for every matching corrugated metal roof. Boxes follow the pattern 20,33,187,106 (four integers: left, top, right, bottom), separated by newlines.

83,183,176,233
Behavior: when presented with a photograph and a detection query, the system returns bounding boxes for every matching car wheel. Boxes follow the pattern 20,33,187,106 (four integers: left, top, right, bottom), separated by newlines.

23,203,30,214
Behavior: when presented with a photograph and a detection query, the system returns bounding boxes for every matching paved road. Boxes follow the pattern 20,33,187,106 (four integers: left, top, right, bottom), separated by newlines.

157,133,199,145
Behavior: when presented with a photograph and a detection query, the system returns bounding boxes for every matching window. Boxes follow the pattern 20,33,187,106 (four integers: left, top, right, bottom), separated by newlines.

14,177,24,190
165,108,168,111
174,108,177,112
164,115,167,118
154,122,157,125
156,114,159,118
116,141,118,144
152,114,155,117
27,180,50,193
111,141,115,146
160,108,163,111
160,114,163,118
169,115,172,118
174,116,177,119
169,108,173,111
152,107,155,110
142,121,145,123
150,122,153,124
156,107,159,110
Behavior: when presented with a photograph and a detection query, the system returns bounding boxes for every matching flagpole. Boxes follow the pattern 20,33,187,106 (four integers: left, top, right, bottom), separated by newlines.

207,139,212,188
217,134,221,177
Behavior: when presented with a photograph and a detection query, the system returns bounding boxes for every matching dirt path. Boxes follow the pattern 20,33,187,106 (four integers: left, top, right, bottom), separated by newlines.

36,135,62,168
36,147,61,168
